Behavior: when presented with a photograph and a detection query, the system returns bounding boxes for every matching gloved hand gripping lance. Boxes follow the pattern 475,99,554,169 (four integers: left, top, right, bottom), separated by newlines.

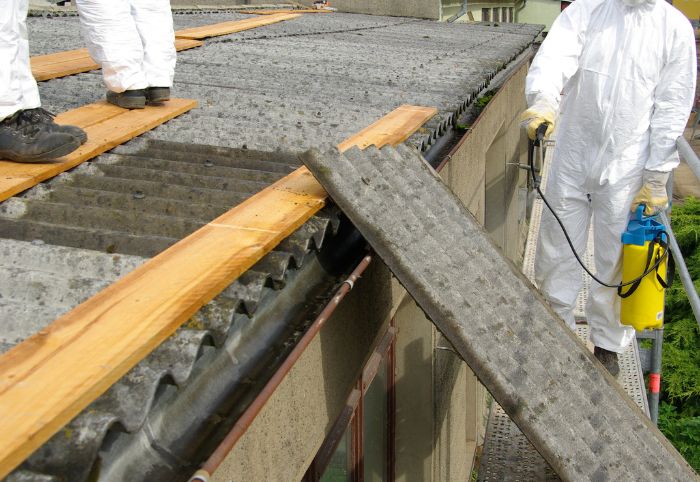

527,124,673,330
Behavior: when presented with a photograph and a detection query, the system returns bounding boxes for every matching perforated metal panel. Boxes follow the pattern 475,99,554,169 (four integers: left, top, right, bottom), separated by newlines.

479,140,649,481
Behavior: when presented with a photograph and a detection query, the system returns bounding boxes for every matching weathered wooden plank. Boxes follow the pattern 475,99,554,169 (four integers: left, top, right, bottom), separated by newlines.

0,99,197,202
31,39,203,82
336,105,438,152
0,104,435,479
175,13,301,39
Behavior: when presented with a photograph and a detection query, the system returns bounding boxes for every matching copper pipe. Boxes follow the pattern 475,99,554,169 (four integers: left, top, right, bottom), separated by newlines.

189,253,373,481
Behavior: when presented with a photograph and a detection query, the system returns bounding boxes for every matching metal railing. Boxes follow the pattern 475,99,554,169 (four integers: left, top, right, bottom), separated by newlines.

668,136,700,330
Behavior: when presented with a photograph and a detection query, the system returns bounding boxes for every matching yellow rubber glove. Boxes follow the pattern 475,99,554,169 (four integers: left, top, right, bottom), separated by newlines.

631,170,670,216
519,103,556,141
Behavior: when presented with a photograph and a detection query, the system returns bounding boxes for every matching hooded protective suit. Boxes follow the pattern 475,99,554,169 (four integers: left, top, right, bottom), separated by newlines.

0,0,41,121
75,0,176,93
526,0,696,352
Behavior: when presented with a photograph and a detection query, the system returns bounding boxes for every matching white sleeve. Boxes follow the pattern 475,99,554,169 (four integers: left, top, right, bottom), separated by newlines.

525,2,590,109
647,20,697,172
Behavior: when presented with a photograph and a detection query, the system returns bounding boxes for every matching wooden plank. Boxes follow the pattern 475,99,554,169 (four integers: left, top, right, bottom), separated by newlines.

32,57,99,82
31,39,203,82
336,105,438,152
0,99,197,202
175,13,301,40
175,38,205,51
238,8,332,14
0,104,435,479
30,49,92,68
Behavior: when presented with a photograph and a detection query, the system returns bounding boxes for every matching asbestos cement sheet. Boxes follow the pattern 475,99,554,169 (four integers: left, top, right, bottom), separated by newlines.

301,145,697,482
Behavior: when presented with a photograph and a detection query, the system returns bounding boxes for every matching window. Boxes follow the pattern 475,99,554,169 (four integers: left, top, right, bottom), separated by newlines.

482,7,490,21
304,326,396,482
492,7,500,23
502,7,508,22
509,7,514,22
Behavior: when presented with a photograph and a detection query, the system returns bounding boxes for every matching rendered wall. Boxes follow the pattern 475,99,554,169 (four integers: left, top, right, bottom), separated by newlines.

672,0,700,21
516,0,561,31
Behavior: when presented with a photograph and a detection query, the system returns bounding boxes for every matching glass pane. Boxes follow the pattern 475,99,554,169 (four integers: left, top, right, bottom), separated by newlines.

363,357,388,482
320,426,351,482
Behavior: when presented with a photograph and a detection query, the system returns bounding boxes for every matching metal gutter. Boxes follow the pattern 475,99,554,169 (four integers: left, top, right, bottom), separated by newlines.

424,46,535,171
96,248,343,482
189,254,373,482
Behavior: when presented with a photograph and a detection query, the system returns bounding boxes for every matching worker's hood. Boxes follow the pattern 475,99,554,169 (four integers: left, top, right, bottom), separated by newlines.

620,0,656,7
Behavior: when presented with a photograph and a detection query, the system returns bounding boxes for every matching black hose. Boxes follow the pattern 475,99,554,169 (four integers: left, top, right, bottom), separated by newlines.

528,125,669,289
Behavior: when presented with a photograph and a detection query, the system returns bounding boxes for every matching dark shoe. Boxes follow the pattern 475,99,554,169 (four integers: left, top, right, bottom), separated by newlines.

594,346,620,377
106,89,146,109
23,108,87,144
0,110,80,163
146,87,170,105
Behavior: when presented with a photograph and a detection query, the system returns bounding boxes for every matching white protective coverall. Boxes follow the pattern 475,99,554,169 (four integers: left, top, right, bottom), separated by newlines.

0,0,41,121
527,0,696,351
75,0,176,93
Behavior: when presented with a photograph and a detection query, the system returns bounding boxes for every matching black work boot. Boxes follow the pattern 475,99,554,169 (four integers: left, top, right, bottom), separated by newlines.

106,89,147,109
23,108,87,144
0,110,81,163
594,346,620,377
146,87,170,105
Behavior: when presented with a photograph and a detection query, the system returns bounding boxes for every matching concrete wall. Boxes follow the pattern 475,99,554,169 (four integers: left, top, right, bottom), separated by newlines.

516,0,561,31
450,1,517,22
212,60,530,482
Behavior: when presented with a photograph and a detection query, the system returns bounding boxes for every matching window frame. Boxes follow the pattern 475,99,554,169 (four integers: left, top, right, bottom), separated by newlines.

303,323,396,482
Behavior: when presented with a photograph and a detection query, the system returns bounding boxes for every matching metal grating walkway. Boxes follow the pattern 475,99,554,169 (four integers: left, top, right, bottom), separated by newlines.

479,140,650,482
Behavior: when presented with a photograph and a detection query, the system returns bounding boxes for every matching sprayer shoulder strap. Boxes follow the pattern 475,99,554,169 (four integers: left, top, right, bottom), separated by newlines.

617,239,657,299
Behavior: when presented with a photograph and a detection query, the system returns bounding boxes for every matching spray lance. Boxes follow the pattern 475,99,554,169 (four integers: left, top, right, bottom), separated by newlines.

527,123,673,331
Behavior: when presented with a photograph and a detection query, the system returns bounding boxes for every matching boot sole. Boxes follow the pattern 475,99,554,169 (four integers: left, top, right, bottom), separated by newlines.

0,138,81,163
106,92,146,110
146,97,170,105
146,91,170,105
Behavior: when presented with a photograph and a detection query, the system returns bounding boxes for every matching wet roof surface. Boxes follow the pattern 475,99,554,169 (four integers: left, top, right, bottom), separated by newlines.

4,11,539,482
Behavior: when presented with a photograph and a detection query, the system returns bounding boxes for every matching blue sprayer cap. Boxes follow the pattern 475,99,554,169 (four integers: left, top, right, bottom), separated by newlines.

621,205,666,246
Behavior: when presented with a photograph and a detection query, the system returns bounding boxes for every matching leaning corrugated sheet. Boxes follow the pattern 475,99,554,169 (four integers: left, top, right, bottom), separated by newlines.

2,11,541,481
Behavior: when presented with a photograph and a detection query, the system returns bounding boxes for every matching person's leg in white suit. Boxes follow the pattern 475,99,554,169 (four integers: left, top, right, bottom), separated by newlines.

75,0,176,108
0,0,40,121
535,163,592,331
0,0,84,163
131,0,176,96
587,180,640,354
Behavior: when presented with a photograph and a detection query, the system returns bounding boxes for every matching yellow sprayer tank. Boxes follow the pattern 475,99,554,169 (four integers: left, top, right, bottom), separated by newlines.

618,206,670,331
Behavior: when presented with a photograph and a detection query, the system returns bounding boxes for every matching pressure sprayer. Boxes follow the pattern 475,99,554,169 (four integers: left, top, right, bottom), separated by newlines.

528,124,673,330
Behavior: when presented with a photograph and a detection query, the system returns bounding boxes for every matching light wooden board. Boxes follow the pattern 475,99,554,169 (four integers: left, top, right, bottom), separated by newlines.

31,39,203,82
0,99,197,203
238,8,332,14
0,104,435,479
336,105,438,152
175,13,301,39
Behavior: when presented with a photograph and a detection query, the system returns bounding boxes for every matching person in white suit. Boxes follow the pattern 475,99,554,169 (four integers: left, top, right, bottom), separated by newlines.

521,0,696,375
0,0,86,163
75,0,177,109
